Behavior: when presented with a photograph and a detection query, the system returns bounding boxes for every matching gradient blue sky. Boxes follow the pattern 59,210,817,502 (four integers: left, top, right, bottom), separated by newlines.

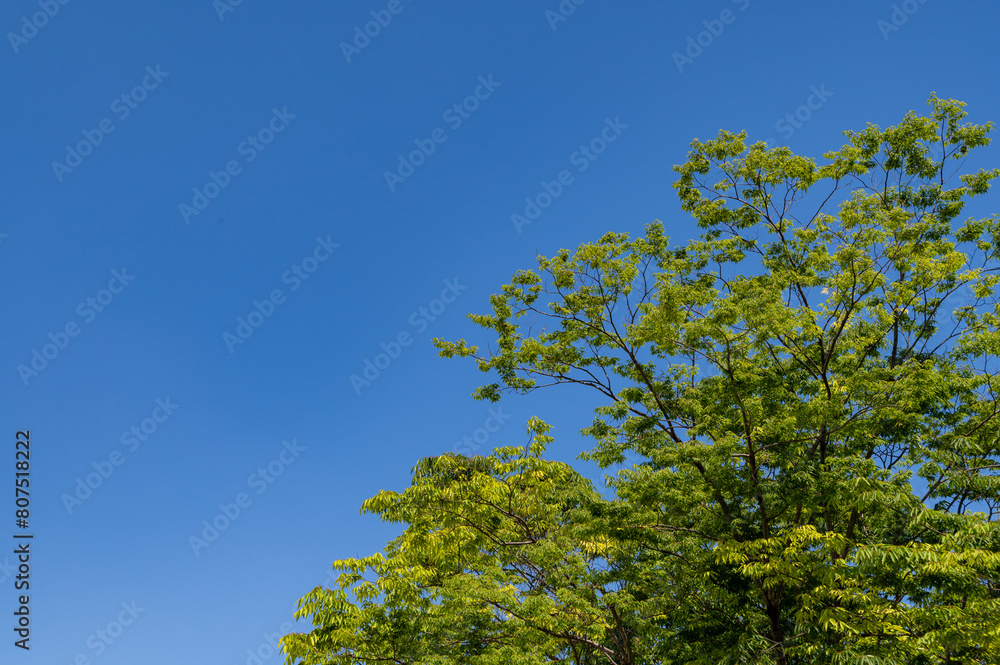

2,1,1000,663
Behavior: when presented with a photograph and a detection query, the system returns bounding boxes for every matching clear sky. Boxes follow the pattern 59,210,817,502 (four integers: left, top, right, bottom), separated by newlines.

2,1,999,663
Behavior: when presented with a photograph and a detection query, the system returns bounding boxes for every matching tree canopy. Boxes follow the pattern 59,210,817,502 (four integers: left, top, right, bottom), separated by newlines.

282,94,1000,665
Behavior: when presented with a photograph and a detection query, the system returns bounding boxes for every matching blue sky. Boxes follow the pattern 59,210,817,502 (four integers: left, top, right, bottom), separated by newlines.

2,0,999,662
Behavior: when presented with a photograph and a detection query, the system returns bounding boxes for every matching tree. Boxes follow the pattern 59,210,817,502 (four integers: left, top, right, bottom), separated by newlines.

282,94,1000,664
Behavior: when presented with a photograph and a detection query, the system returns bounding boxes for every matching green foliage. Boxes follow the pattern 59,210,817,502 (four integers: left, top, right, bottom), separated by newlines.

281,419,642,663
283,95,1000,665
